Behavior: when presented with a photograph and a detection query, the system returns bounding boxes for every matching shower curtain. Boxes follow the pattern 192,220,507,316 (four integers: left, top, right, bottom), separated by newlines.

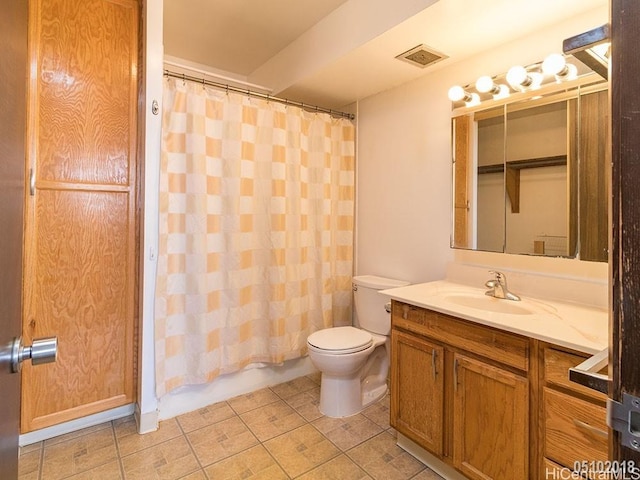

155,77,356,396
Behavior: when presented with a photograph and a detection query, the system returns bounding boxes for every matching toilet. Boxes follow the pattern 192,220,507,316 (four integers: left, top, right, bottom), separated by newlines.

307,275,409,418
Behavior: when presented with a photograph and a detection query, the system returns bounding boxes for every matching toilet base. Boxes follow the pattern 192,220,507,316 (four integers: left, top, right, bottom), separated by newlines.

362,383,387,408
318,374,387,418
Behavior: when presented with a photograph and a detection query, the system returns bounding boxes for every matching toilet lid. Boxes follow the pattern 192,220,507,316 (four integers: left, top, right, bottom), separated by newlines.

307,326,373,354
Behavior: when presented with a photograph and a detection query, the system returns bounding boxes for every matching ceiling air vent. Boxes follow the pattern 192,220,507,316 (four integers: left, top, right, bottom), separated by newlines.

396,44,448,68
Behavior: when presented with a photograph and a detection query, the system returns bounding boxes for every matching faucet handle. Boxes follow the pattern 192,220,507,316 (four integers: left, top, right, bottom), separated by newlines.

488,270,506,284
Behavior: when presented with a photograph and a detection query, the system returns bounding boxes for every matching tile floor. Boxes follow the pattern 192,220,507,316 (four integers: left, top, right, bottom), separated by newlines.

18,372,443,480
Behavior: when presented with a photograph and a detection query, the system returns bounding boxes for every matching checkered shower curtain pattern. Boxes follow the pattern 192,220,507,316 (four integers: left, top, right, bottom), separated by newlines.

155,78,355,396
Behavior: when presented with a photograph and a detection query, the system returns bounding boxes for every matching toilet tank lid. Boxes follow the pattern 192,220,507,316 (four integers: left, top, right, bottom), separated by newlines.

353,275,410,289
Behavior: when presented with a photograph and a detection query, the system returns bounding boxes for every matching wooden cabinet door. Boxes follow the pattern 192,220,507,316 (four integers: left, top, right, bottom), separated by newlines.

390,330,444,455
452,354,528,480
21,0,139,432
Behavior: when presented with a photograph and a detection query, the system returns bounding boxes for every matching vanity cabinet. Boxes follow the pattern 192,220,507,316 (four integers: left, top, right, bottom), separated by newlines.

539,345,608,478
452,354,528,480
391,330,444,455
390,301,530,480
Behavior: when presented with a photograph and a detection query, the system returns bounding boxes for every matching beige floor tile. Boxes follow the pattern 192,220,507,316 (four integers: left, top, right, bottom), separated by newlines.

361,394,391,430
18,374,429,480
306,371,322,385
312,414,383,451
270,376,318,400
41,427,118,480
187,415,259,467
297,454,372,480
240,399,306,441
65,460,123,479
347,432,426,480
115,417,183,457
177,401,237,433
20,442,43,456
44,422,113,447
227,388,280,414
177,471,208,479
284,387,322,422
409,468,444,479
264,424,340,478
203,444,288,480
121,436,200,480
18,448,41,480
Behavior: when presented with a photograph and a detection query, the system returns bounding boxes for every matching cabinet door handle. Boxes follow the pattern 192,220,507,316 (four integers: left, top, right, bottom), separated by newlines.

453,358,459,391
573,419,608,439
431,349,438,379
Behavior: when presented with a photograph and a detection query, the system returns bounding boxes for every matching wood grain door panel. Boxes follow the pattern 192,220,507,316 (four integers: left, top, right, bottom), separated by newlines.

452,353,528,480
22,0,138,432
390,330,444,456
24,190,135,430
35,0,137,186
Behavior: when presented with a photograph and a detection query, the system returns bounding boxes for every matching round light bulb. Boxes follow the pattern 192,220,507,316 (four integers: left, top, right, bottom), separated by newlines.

542,53,567,76
475,76,495,93
506,65,530,88
448,85,466,102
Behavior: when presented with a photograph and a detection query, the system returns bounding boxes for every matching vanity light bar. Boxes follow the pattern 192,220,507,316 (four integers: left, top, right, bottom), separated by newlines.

448,53,580,107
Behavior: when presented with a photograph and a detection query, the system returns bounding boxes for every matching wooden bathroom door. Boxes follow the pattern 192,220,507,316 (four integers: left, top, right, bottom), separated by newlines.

21,0,139,432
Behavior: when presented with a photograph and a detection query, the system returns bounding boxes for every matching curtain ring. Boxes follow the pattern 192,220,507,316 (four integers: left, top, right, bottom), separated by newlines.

181,73,186,85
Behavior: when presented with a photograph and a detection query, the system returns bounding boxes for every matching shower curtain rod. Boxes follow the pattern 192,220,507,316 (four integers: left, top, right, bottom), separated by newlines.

164,69,356,121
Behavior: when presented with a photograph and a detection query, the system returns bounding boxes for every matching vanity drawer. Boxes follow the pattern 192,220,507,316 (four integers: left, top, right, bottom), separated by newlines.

543,347,608,402
391,301,528,371
543,387,608,469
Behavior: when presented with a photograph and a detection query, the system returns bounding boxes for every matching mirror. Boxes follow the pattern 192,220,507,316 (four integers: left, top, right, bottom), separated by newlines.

451,76,609,262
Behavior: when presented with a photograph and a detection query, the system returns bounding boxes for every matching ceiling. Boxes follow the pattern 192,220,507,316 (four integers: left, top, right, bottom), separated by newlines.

163,0,608,110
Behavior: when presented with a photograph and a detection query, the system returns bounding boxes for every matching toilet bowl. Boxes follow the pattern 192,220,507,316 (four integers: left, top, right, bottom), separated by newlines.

307,275,409,418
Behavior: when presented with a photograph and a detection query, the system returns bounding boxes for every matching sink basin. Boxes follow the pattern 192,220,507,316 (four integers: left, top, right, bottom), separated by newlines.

443,294,534,315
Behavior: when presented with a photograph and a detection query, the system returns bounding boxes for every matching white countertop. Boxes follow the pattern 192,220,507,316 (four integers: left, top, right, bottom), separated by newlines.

380,280,607,355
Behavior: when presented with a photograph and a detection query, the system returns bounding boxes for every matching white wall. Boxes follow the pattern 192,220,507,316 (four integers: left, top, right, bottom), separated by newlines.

355,5,608,287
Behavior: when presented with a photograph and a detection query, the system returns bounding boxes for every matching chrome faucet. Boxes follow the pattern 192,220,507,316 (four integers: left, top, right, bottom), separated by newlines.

485,270,521,301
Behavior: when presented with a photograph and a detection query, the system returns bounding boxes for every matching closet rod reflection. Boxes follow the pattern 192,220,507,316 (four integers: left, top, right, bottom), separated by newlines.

163,70,356,121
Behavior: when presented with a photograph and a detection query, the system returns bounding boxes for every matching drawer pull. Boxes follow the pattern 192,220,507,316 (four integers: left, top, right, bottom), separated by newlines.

573,419,608,439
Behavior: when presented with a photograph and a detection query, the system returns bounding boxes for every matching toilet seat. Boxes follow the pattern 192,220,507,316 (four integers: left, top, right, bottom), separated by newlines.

307,326,373,354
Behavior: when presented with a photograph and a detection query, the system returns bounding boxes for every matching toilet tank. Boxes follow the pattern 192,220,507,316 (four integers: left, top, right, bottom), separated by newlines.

353,275,409,335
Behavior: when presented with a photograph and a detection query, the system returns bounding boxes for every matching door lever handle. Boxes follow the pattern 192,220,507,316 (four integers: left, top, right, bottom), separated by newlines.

10,336,57,373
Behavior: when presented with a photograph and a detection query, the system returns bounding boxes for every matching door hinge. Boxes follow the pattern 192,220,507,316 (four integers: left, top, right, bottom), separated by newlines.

608,393,640,450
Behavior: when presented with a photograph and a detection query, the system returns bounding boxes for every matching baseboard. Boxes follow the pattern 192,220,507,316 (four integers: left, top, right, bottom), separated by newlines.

396,433,467,480
19,404,136,446
135,404,159,434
